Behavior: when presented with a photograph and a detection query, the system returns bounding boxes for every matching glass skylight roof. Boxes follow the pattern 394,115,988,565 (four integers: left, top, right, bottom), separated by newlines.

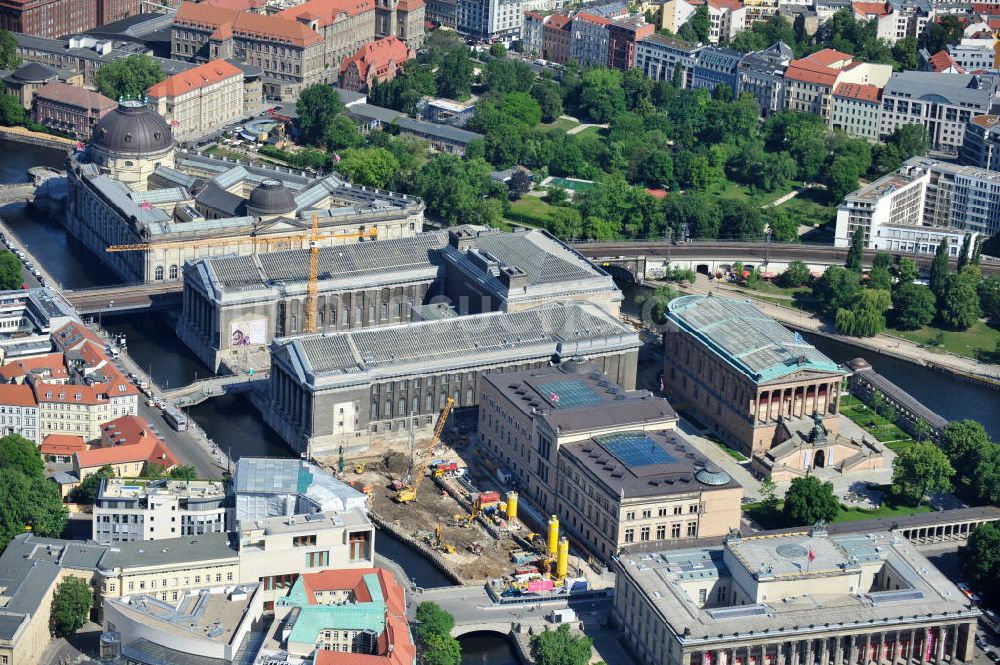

541,379,603,408
596,432,676,467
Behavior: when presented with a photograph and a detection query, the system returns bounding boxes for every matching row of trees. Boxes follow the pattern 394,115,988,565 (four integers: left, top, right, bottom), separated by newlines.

415,602,462,665
0,434,67,553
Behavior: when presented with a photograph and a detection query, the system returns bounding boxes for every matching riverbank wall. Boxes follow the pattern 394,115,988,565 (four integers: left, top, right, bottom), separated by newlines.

0,126,74,150
369,510,467,587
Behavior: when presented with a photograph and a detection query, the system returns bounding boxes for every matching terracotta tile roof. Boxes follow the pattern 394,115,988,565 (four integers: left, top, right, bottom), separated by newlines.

147,59,242,99
76,416,178,470
545,13,572,28
205,0,264,10
928,49,966,73
525,10,544,19
174,2,323,47
707,0,743,11
40,434,87,455
972,3,1000,14
310,568,413,665
37,383,113,406
278,0,375,27
339,36,414,79
785,58,840,85
805,48,853,67
396,0,423,10
0,384,37,408
853,0,891,16
575,12,612,25
971,114,1000,128
52,321,103,353
833,81,881,102
0,352,67,381
33,83,116,112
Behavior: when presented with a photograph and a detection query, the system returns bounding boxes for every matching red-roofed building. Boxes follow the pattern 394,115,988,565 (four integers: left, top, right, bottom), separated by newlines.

147,60,245,141
40,433,87,463
784,50,891,120
74,414,178,479
852,0,933,44
205,0,265,11
690,0,747,43
924,49,967,74
171,2,327,100
542,13,573,65
0,352,69,384
338,36,415,92
30,83,116,140
831,82,883,141
0,384,38,442
277,568,414,663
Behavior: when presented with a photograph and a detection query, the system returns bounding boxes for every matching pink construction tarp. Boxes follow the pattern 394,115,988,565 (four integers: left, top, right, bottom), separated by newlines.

526,579,555,592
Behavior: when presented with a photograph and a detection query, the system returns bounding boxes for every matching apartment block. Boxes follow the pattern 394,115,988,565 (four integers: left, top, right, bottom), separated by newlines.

523,10,544,53
570,12,611,67
477,359,741,562
74,415,179,480
784,48,891,121
879,72,997,156
736,41,792,116
0,384,38,443
742,0,778,25
949,38,996,71
853,0,934,45
691,46,741,94
607,16,653,70
696,0,746,44
93,477,228,545
634,33,701,86
657,0,695,32
835,159,932,249
541,12,572,63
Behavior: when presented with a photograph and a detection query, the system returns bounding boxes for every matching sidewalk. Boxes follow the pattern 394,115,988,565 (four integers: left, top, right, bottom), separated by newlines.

674,276,1000,384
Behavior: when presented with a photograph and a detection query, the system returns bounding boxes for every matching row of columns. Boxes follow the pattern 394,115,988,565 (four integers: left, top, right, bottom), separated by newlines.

753,381,843,424
691,624,968,665
270,366,310,431
183,285,216,344
901,521,983,545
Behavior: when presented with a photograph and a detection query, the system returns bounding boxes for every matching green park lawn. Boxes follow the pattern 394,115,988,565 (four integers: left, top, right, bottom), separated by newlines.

573,125,606,140
839,395,912,443
540,117,581,132
707,179,799,207
744,500,932,530
506,196,566,228
774,188,837,228
703,434,748,462
888,320,1000,361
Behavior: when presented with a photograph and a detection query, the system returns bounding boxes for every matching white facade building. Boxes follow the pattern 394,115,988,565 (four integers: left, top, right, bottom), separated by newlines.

949,39,995,72
93,478,228,545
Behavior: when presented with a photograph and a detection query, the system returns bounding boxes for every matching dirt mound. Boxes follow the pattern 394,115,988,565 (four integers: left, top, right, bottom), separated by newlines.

383,451,409,476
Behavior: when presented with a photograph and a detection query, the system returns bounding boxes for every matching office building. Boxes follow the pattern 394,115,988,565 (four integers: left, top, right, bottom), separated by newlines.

737,41,792,116
960,114,1000,170
830,82,882,141
66,100,424,284
93,477,228,545
179,226,620,371
615,526,979,665
274,568,412,661
0,0,140,39
426,0,456,26
478,361,742,561
30,82,116,139
338,36,415,93
145,59,245,143
663,295,846,458
635,33,702,86
607,16,652,70
265,301,640,455
949,38,996,71
457,0,525,43
879,72,997,155
102,585,265,665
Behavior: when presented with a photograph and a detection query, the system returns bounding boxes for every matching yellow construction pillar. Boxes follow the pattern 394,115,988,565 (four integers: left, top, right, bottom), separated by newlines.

557,537,569,579
505,491,518,520
547,515,559,557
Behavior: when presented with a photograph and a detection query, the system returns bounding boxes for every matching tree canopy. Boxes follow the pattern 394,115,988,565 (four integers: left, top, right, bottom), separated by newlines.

783,476,839,526
0,251,21,290
0,434,43,479
0,30,18,70
296,84,347,148
960,523,1000,610
414,602,460,665
95,55,165,101
530,625,593,665
51,576,93,636
68,465,115,505
890,442,954,506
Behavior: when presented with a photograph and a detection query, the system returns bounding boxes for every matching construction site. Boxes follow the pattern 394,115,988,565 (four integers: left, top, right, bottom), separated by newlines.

318,398,604,592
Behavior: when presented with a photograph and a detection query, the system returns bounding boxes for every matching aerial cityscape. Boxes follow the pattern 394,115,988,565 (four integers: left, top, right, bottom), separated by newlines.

0,1,998,665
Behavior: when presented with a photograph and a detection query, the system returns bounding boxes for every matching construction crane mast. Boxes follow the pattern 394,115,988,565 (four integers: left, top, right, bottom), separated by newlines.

305,213,320,334
395,397,455,504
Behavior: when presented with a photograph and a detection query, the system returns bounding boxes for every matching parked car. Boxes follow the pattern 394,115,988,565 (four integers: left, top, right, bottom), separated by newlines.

958,583,982,603
986,651,999,663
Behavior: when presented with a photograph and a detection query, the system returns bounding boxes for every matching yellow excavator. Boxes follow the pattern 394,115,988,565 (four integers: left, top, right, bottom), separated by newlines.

394,397,455,504
434,525,456,554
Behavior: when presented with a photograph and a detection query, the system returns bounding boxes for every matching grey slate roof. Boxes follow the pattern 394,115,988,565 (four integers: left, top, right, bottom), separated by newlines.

99,533,237,570
882,72,997,109
739,41,793,72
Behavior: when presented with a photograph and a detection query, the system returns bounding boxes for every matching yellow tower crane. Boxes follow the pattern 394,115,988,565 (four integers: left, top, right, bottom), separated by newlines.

395,397,455,504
